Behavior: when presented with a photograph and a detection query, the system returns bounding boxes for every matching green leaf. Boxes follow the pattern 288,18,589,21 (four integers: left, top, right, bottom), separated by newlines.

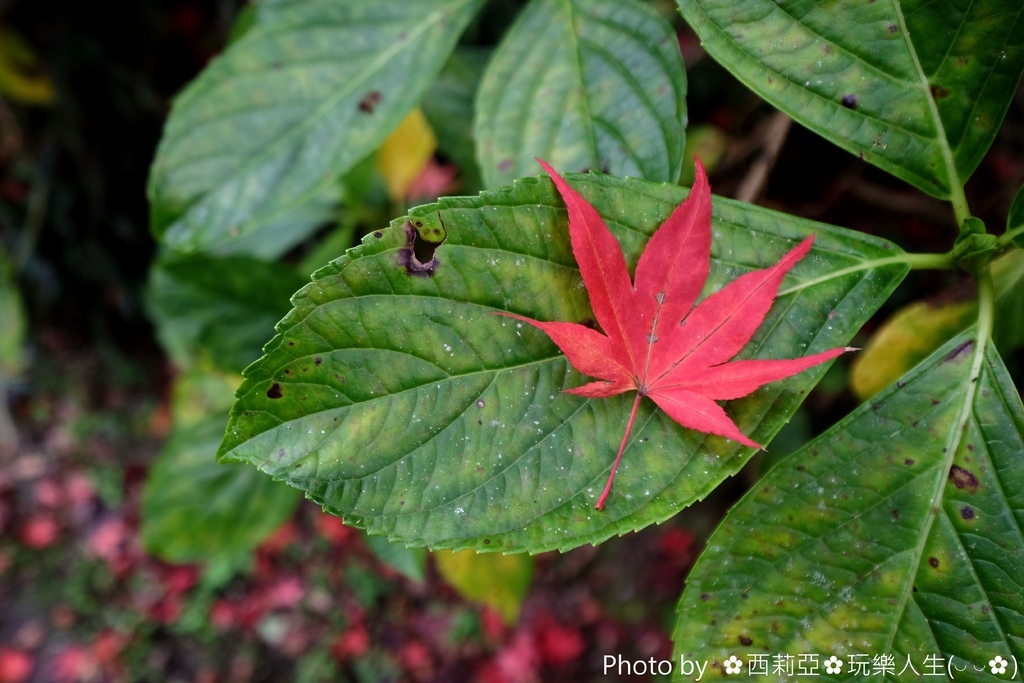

0,252,24,454
210,182,340,261
0,252,25,379
226,4,257,45
850,299,975,401
1008,182,1024,249
475,0,687,188
851,250,1024,401
434,550,534,624
217,172,907,553
297,223,359,278
363,535,427,583
148,0,485,255
142,415,302,564
147,252,307,373
992,249,1024,352
677,0,1024,199
421,47,489,194
673,329,1023,680
167,366,242,431
142,368,302,564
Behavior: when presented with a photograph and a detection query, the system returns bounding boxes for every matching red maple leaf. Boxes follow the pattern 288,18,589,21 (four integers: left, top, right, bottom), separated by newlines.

500,159,850,509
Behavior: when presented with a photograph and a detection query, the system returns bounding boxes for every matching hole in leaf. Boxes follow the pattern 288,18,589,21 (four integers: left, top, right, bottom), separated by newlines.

399,216,446,277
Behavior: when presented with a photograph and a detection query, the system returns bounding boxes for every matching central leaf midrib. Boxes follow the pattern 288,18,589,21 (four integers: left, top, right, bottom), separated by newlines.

684,0,958,193
891,0,963,197
367,399,665,544
246,352,569,421
289,363,592,520
560,0,600,169
708,395,959,638
883,329,989,658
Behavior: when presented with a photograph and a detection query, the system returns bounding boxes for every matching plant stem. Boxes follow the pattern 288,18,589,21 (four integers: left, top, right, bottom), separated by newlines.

778,251,954,297
950,185,972,230
902,252,956,270
596,393,644,510
997,224,1024,249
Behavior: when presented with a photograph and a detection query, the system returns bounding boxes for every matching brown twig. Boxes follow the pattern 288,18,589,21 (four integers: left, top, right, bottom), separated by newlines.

733,111,792,204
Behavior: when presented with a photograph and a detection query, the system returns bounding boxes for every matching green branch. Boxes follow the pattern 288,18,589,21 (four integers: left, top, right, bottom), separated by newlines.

949,185,972,230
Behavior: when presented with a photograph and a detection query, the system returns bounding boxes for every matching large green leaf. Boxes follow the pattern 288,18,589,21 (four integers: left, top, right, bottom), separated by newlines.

218,172,907,553
475,0,687,188
677,0,1024,199
143,416,302,563
143,402,302,564
147,252,308,373
673,329,1023,681
148,0,484,256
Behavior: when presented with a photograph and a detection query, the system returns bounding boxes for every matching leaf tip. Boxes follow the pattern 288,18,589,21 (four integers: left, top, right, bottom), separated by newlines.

535,157,557,178
691,154,708,185
735,435,762,450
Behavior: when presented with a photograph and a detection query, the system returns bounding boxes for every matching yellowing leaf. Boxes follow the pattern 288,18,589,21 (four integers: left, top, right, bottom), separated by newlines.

433,549,534,624
376,107,437,202
991,248,1024,351
852,250,1024,401
0,27,55,105
171,365,243,430
850,300,975,400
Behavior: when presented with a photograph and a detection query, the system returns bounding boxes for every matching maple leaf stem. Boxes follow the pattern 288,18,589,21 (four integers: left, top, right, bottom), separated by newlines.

596,392,644,510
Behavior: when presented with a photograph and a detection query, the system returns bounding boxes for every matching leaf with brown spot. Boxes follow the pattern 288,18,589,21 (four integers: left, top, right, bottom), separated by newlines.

149,0,485,255
674,330,1024,669
678,0,1024,198
217,169,903,553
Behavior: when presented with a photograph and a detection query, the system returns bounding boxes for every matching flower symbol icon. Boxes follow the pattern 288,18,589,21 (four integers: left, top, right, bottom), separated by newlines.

989,656,1008,675
724,656,744,675
824,656,844,674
